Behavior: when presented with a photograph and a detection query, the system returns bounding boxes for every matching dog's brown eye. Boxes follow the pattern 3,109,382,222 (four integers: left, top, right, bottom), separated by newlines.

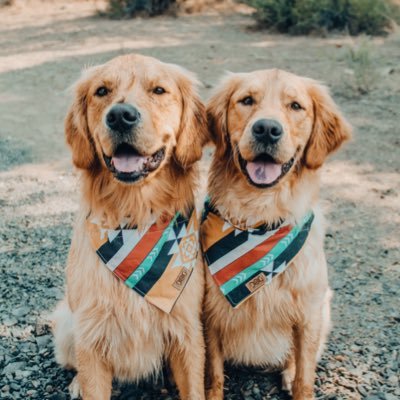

153,86,166,95
95,86,109,97
240,96,254,106
290,101,302,111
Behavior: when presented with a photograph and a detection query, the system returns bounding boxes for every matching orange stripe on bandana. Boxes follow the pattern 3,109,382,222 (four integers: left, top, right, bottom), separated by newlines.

212,225,292,286
113,223,166,281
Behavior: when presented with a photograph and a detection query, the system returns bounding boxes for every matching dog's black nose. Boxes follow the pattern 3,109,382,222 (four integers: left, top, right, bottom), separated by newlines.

252,119,283,144
106,104,140,132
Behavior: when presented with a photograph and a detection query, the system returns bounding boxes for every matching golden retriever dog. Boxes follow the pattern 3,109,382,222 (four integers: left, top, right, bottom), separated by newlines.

52,54,209,400
203,69,351,400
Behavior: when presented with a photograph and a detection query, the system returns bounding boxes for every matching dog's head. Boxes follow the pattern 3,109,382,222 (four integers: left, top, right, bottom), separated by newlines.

65,54,208,184
207,69,351,188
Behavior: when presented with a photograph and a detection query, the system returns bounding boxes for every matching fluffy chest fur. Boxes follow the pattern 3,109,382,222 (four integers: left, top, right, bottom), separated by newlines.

66,210,204,382
204,214,328,367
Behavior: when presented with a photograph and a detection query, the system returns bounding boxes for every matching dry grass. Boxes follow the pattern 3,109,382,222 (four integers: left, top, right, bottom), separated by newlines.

343,37,378,95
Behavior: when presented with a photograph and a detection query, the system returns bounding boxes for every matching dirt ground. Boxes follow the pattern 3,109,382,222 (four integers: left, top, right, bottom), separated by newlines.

0,1,399,399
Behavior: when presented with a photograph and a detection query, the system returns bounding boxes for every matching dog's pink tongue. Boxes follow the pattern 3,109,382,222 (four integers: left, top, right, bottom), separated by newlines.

246,160,282,185
112,154,147,173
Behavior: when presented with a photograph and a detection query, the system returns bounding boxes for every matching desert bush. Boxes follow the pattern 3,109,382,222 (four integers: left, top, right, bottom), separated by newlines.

246,0,398,35
107,0,176,18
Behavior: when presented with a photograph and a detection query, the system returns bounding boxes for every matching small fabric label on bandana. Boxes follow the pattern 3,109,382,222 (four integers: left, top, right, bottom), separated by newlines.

200,202,314,308
87,210,199,313
246,272,266,293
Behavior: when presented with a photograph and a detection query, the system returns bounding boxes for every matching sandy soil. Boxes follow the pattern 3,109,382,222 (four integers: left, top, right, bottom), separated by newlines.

0,1,399,399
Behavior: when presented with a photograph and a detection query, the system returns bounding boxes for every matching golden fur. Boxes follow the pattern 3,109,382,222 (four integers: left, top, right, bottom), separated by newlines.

204,69,351,400
52,54,209,400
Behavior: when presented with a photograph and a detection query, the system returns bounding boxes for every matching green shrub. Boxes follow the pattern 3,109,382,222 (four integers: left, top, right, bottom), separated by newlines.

246,0,397,35
107,0,176,18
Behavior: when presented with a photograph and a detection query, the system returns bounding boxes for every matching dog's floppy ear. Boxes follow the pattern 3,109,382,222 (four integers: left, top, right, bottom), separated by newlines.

173,67,209,169
206,74,240,157
304,81,352,169
65,68,98,170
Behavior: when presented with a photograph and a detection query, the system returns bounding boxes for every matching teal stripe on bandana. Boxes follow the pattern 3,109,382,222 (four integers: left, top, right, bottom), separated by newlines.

125,213,180,288
219,211,314,295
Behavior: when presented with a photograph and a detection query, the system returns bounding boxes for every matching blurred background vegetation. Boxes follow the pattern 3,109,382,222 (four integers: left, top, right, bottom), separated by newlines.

105,0,228,17
104,0,399,36
1,0,399,35
245,0,399,35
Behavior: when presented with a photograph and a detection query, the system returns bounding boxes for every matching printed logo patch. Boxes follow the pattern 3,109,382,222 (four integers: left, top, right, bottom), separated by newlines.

245,272,266,293
173,268,190,290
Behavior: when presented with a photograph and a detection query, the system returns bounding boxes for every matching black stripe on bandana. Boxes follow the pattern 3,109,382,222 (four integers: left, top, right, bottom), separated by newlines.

96,230,124,264
204,229,250,265
133,214,188,296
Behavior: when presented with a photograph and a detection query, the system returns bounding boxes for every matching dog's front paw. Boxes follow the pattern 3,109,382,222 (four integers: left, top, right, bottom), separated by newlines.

282,363,295,395
292,384,315,400
281,373,293,394
206,387,224,400
69,376,82,399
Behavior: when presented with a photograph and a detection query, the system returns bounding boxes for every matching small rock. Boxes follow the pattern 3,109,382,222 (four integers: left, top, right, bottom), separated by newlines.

47,287,64,300
36,335,51,348
34,320,50,336
2,318,17,327
12,307,30,318
9,382,20,392
252,386,260,395
358,385,369,396
3,361,26,374
48,394,67,400
387,375,398,386
15,370,31,379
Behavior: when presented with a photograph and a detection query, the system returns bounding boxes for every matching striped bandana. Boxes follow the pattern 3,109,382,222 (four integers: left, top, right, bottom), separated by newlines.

86,210,199,313
200,201,314,308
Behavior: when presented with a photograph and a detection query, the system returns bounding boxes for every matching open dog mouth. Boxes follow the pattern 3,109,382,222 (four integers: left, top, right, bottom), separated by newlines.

238,150,295,188
103,143,166,183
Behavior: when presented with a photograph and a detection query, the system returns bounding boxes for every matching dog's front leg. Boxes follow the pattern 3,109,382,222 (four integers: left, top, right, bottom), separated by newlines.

205,325,224,400
75,344,113,400
169,329,206,400
291,317,322,400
